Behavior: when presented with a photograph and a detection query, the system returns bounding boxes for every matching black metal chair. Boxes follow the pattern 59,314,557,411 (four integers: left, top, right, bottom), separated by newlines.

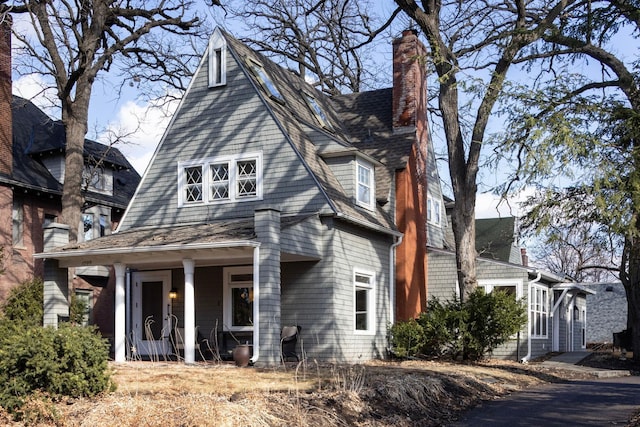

281,325,301,362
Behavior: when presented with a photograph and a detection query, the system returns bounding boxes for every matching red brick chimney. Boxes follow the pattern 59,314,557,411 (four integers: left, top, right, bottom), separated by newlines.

0,15,12,177
392,29,427,130
520,248,529,266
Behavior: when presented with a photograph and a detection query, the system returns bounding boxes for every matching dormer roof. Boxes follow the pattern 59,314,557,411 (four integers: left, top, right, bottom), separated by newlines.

6,96,140,208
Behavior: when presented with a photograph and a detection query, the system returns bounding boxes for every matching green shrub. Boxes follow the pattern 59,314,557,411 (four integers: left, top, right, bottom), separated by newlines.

388,319,424,357
0,323,111,419
389,288,527,361
463,288,527,360
1,278,43,327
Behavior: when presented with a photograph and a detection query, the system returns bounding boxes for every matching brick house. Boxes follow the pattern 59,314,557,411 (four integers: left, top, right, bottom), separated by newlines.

0,19,140,335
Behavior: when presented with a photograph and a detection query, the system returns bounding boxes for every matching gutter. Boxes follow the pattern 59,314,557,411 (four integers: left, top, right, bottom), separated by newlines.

521,271,541,363
251,246,260,364
389,234,404,325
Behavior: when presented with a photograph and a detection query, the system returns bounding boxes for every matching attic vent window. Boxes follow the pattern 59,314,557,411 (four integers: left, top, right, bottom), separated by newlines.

303,92,333,131
208,31,226,87
178,152,262,207
248,59,283,102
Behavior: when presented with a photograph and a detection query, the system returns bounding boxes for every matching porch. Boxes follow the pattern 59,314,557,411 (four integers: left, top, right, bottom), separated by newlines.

37,208,316,365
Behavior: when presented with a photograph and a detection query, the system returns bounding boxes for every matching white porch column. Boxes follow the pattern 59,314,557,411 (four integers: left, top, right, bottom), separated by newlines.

183,259,196,364
114,263,127,362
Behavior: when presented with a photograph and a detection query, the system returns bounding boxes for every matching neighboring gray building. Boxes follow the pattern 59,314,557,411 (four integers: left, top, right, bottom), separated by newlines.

584,282,627,345
429,212,594,361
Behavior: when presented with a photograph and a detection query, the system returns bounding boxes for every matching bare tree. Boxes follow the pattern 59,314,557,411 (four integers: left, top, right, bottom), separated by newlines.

393,0,576,301
494,0,640,359
224,0,402,95
527,222,619,283
2,0,207,242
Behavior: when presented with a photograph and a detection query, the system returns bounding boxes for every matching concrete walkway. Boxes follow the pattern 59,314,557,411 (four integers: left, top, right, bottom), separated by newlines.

540,351,631,378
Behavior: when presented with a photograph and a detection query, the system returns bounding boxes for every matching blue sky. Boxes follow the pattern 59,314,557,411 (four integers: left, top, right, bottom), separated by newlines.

9,1,573,220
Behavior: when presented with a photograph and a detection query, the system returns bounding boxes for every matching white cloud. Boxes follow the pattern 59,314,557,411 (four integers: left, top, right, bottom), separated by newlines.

98,97,179,175
13,74,59,118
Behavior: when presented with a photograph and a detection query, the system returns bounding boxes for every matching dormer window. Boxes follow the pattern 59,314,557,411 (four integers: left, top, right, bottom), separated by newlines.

356,158,375,210
303,92,333,131
208,30,226,87
178,152,263,206
82,165,113,195
247,59,283,102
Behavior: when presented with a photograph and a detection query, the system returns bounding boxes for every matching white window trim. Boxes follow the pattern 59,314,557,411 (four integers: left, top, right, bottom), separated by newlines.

208,30,226,87
353,268,376,335
223,266,254,332
355,158,375,211
427,194,442,226
178,152,263,207
478,279,523,299
530,283,550,339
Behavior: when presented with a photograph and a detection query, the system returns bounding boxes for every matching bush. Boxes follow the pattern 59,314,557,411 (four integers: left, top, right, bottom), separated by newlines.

463,288,527,360
388,319,424,358
389,288,527,361
1,278,43,327
0,322,112,419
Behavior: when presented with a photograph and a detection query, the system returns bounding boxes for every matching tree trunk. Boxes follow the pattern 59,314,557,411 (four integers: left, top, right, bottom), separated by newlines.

452,195,478,301
60,91,91,243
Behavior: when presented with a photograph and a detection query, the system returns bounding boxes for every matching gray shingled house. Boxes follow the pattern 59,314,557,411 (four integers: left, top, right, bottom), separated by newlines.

37,28,447,365
428,214,594,361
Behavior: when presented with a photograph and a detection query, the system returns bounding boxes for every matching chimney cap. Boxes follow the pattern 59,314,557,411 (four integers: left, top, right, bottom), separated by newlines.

402,28,419,37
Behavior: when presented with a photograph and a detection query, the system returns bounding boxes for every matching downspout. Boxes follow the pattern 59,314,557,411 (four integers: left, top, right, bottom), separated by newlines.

521,271,541,363
250,245,260,364
389,235,404,325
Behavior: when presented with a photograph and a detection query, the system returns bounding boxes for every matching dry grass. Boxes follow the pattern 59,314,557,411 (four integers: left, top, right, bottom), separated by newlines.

0,354,632,427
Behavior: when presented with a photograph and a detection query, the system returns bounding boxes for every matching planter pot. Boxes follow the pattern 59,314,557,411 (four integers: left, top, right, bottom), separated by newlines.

233,344,251,367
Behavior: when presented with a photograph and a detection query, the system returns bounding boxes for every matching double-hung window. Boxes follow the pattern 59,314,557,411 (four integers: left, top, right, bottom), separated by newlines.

531,285,549,338
178,152,262,206
354,270,375,334
356,159,375,210
427,194,442,226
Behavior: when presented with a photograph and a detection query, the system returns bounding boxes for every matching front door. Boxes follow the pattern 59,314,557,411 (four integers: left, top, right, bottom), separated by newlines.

132,271,172,357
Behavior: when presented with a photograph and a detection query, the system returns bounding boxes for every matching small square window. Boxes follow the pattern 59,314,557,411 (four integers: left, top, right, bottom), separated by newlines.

184,166,203,203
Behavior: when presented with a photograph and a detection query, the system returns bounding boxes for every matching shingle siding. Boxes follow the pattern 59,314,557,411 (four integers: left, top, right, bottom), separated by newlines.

120,43,330,230
280,218,392,362
585,283,627,344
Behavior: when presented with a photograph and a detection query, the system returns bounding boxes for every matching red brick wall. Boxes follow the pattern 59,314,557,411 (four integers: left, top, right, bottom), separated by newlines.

0,192,62,302
392,29,430,321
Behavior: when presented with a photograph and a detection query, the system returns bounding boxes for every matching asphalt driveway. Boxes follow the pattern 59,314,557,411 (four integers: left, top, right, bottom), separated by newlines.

453,375,640,426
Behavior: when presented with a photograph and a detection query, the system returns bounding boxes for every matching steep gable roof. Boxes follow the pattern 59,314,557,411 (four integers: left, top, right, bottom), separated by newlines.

6,96,140,208
222,30,416,234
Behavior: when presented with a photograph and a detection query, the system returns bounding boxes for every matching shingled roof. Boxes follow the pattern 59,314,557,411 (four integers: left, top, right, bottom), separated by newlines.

224,31,417,233
6,96,140,208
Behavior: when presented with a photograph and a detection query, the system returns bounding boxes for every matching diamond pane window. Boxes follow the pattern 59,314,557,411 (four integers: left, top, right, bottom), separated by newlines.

210,163,230,200
178,153,261,206
185,166,203,202
237,160,257,197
